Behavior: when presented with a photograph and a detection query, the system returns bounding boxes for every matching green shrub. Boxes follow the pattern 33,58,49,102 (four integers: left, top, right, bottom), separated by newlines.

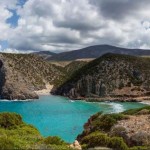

122,106,150,115
81,132,109,148
0,137,15,150
43,136,66,145
108,137,128,150
109,126,128,139
81,131,128,150
0,112,23,129
92,113,126,132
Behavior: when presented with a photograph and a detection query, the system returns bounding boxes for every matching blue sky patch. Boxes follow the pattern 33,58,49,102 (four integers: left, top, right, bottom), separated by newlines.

6,9,20,27
0,41,8,50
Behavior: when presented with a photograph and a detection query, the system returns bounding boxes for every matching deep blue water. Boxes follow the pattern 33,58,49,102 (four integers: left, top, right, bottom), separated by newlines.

0,95,147,143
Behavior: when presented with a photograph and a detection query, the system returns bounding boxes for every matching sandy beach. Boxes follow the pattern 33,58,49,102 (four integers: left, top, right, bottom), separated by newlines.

34,84,53,95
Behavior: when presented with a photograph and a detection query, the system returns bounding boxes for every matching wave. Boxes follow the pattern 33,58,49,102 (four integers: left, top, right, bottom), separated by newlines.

109,102,125,113
0,99,34,102
70,100,75,103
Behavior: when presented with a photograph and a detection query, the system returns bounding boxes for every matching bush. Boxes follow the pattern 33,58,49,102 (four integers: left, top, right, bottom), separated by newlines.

81,131,128,150
0,112,23,129
81,132,109,148
109,126,129,144
43,136,66,145
108,137,128,150
92,113,126,132
0,137,15,150
122,106,150,115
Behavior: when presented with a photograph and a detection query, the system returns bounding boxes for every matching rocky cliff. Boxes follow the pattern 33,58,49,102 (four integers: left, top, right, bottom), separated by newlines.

52,53,150,100
0,53,65,100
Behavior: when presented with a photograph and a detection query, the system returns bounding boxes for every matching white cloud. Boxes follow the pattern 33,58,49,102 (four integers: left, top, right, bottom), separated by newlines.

1,48,22,53
1,0,150,52
0,0,18,41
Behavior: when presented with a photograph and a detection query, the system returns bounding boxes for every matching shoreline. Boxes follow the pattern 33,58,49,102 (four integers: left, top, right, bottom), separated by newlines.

68,96,150,104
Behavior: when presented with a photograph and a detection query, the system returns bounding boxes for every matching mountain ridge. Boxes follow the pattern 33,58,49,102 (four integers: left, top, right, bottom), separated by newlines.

46,45,150,61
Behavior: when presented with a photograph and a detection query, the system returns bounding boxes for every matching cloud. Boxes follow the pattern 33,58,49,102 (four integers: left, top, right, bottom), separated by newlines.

1,0,150,52
89,0,150,21
1,48,25,54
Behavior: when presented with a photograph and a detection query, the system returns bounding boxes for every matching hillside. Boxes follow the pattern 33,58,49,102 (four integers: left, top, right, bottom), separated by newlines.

51,53,150,100
47,45,150,61
0,53,65,100
52,61,87,88
77,106,150,149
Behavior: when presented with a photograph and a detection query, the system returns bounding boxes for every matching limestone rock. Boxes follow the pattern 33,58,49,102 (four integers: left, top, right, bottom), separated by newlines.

70,140,82,150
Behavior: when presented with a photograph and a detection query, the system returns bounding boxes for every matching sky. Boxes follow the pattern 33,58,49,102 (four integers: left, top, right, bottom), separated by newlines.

1,0,150,53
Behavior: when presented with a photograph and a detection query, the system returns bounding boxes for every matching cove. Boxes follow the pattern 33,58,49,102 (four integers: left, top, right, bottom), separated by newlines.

0,95,147,143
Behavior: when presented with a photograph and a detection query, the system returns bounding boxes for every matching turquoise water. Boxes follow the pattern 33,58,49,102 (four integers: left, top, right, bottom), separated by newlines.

0,95,147,143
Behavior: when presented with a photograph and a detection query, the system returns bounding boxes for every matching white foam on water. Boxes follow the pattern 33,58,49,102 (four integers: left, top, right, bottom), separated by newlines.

0,99,34,102
0,100,10,102
70,100,75,103
109,102,125,113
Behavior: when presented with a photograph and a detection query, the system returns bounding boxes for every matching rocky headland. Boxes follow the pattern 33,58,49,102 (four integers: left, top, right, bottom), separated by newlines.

52,53,150,103
0,53,66,100
77,106,150,150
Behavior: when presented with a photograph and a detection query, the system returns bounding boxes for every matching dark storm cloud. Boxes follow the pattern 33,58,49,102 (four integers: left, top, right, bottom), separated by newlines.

89,0,150,20
53,19,101,31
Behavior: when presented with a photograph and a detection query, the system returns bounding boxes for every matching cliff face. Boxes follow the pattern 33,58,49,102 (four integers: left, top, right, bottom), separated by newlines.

0,53,65,100
52,53,150,99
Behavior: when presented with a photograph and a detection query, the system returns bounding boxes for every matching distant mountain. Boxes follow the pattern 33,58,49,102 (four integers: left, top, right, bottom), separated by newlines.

51,53,150,99
33,51,56,59
47,45,150,61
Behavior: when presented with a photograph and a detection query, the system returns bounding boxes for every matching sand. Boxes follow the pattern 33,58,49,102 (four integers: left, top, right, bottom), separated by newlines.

34,84,53,95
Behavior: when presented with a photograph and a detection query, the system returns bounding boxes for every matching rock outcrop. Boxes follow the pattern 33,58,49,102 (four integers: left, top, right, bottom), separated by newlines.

0,53,65,100
52,53,150,100
77,107,150,149
70,140,82,150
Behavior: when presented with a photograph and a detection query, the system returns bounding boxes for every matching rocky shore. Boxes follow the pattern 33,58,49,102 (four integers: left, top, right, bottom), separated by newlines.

77,106,150,149
69,96,150,103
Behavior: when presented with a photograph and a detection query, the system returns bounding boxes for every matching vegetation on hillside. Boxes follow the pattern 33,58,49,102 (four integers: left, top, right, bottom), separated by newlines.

77,106,150,150
52,53,150,99
53,61,87,87
2,53,66,90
